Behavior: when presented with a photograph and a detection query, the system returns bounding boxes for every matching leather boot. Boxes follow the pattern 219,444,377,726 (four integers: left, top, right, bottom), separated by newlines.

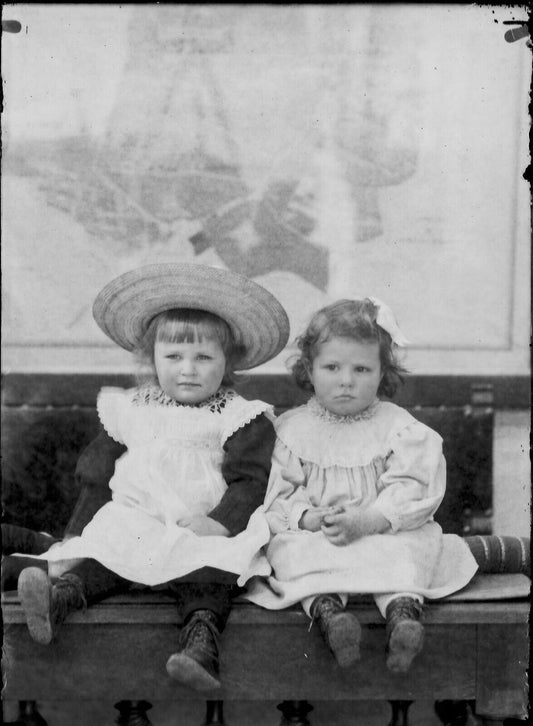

18,567,86,645
310,594,362,667
166,609,221,691
385,596,425,673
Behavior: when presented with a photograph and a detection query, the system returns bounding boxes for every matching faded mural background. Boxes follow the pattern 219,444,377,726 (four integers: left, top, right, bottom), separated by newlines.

2,4,530,374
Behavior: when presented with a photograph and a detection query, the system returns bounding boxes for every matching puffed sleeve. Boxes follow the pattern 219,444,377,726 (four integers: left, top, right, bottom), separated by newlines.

63,428,127,537
263,439,315,534
372,421,446,532
208,413,275,536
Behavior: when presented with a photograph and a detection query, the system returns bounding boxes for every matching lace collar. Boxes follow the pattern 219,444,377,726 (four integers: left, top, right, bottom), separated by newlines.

132,385,236,413
307,396,380,424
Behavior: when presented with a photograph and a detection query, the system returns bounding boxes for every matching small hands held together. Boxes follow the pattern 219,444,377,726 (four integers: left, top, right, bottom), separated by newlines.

321,504,389,546
178,514,231,538
298,506,342,532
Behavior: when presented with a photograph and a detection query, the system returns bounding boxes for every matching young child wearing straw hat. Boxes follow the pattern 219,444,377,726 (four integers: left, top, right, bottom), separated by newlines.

17,262,290,693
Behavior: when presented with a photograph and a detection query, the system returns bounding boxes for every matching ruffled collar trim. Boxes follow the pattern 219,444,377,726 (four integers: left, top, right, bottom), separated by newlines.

132,385,236,413
307,396,380,424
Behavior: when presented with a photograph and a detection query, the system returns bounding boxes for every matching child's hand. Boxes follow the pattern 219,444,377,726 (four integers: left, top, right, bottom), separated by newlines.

179,515,230,537
299,506,339,532
321,505,389,546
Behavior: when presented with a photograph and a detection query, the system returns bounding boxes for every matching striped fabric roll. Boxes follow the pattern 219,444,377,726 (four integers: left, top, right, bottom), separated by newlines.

465,536,530,578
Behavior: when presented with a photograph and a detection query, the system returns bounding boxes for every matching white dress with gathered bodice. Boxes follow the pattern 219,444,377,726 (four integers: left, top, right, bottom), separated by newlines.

246,397,478,609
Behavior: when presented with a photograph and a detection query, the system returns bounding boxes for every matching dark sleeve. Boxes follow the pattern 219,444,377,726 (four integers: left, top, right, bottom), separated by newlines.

208,413,276,536
63,428,127,538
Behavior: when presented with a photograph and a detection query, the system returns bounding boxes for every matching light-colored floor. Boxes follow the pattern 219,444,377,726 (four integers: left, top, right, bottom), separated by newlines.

5,699,482,725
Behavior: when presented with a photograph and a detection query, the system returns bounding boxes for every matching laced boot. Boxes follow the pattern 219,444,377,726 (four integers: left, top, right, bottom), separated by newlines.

18,567,86,645
310,594,362,667
385,596,425,673
166,609,222,691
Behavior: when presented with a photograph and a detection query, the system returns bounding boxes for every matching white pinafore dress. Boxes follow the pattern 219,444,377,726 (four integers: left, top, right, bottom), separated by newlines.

42,386,272,587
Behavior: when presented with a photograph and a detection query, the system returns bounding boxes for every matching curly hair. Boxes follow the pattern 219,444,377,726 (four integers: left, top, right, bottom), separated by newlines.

292,299,407,399
134,308,246,388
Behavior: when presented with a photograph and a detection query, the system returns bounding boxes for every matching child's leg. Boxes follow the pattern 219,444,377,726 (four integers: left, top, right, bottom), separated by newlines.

301,592,348,617
164,568,238,691
18,559,129,645
306,592,362,668
1,524,59,591
1,526,86,590
166,578,235,628
1,524,60,555
375,592,424,674
2,555,48,592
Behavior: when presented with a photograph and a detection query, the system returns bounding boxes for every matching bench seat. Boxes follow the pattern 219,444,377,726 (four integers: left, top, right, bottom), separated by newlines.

2,575,528,723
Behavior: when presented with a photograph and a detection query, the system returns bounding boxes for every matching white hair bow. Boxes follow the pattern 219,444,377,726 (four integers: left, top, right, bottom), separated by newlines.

368,297,410,347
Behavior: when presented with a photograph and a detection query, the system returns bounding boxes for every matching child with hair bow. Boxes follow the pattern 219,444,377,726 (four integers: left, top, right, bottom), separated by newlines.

247,298,478,673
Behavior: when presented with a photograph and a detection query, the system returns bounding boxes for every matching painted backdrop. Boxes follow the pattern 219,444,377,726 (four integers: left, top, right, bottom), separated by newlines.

2,4,530,374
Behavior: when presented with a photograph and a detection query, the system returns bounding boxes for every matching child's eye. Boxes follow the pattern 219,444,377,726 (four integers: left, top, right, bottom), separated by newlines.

355,366,370,373
324,364,338,371
197,355,212,361
166,354,181,361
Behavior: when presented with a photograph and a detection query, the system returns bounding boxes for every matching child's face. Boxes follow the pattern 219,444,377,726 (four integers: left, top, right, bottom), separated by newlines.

154,337,226,404
309,337,382,417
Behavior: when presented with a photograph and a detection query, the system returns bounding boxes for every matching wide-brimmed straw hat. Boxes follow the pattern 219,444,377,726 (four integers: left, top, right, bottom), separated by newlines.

93,263,290,369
